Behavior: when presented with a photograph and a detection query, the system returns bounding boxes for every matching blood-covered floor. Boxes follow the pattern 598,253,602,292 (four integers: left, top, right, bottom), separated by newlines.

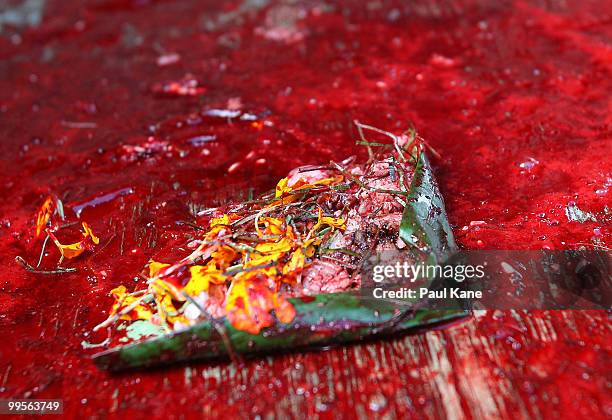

0,0,610,417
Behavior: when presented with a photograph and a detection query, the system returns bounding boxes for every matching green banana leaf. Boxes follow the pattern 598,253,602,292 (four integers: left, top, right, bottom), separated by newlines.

93,152,466,371
400,153,457,263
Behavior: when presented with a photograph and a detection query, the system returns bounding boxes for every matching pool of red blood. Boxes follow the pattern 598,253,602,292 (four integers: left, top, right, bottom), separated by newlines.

0,0,609,417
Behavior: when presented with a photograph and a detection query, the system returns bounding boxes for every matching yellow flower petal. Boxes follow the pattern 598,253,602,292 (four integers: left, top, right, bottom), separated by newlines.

311,208,346,232
210,213,241,228
320,215,346,230
81,222,100,245
304,245,316,258
151,279,184,302
148,260,171,278
254,237,292,254
183,264,228,296
256,217,284,237
282,248,305,277
281,248,306,284
274,177,290,198
110,285,153,321
246,238,293,267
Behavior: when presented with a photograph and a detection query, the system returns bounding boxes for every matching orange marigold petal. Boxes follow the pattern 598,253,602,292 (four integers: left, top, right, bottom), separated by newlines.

49,221,100,259
210,245,239,269
225,274,295,334
273,294,296,324
59,242,87,259
35,196,55,238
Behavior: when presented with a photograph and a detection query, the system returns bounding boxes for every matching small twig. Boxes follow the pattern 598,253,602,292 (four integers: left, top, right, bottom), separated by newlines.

15,256,77,274
36,234,50,267
95,232,116,254
176,220,206,231
297,165,332,173
354,120,406,161
61,120,97,129
320,247,360,257
56,221,80,230
356,140,394,148
354,120,374,160
402,126,441,160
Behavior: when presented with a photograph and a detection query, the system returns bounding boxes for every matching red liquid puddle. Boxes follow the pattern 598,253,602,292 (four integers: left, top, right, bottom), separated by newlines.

0,0,609,417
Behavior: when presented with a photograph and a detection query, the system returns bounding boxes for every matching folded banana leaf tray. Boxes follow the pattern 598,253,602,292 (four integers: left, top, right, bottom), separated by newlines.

93,152,467,370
